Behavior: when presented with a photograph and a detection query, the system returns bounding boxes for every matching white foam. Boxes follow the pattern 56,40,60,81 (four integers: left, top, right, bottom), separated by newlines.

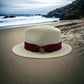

0,15,59,29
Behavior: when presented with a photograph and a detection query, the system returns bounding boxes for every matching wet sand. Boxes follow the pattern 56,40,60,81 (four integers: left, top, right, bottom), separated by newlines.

0,20,84,84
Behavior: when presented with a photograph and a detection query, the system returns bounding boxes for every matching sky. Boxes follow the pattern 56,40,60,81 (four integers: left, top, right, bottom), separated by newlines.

0,0,75,15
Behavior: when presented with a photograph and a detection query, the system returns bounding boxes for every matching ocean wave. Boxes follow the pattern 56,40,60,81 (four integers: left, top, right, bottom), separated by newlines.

0,15,59,29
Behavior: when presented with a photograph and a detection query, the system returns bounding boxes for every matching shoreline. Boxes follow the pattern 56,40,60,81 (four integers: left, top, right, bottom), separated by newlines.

0,19,77,30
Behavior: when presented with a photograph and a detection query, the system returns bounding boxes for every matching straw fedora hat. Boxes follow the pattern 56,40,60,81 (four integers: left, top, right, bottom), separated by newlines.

12,25,72,58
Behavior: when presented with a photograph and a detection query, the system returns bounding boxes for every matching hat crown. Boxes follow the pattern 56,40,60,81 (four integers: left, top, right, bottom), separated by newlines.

25,26,61,46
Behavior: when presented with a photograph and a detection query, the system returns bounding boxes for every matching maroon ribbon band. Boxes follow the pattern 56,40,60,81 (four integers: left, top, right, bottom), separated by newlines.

24,42,62,52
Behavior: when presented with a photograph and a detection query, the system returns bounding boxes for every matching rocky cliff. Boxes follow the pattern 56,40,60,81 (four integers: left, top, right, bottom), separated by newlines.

47,0,84,20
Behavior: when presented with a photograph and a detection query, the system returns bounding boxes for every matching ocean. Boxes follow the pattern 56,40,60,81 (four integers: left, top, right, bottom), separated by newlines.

0,15,59,29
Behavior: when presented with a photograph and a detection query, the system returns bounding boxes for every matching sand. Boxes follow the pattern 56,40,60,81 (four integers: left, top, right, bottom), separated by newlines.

0,20,84,84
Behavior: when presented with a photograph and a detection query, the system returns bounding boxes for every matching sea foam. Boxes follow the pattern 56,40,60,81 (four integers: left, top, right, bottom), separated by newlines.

0,15,59,29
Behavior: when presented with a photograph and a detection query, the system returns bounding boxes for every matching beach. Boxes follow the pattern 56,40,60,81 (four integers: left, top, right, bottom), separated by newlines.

0,20,84,84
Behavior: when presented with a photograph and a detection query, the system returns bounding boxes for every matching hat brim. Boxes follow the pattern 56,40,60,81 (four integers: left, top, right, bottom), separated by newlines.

12,43,72,59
